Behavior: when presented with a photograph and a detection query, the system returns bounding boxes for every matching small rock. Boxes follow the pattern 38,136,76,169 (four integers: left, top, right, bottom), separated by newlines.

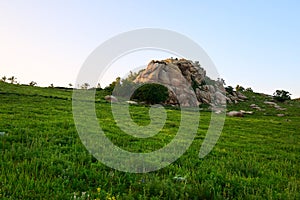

274,105,286,111
240,110,253,115
250,104,261,111
215,110,222,114
104,95,118,103
237,92,248,100
126,100,138,105
227,111,244,117
264,101,277,106
277,114,285,117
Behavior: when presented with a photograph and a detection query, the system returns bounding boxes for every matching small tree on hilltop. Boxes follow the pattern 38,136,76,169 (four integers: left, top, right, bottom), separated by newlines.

81,83,90,90
131,83,169,104
8,76,17,84
29,81,37,86
245,87,253,92
1,76,7,82
236,85,245,92
273,90,291,102
104,77,121,93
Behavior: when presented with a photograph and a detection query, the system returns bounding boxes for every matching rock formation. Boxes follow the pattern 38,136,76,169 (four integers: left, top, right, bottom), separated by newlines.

133,58,245,107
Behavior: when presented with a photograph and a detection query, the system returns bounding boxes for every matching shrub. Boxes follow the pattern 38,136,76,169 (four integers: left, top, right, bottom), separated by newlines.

225,86,234,95
131,83,169,104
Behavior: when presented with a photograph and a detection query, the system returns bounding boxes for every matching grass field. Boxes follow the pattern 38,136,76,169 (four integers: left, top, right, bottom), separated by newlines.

0,81,299,199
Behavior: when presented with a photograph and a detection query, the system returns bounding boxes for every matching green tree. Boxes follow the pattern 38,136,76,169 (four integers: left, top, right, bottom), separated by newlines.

104,77,121,93
131,83,169,104
7,76,17,84
225,86,234,95
126,71,139,82
81,83,90,90
245,87,253,92
1,76,7,82
29,81,37,86
273,90,291,102
236,85,245,92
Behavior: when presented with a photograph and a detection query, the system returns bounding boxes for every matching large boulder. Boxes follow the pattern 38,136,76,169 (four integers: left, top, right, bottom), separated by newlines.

134,58,226,107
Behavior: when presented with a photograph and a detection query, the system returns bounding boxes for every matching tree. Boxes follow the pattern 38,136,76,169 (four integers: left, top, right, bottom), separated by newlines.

236,85,245,92
49,83,54,88
1,76,7,82
245,87,253,92
104,77,121,93
126,71,139,82
273,90,291,102
131,83,169,104
225,86,234,95
29,81,37,86
7,76,17,84
81,83,90,90
96,83,102,91
217,78,226,86
69,83,73,88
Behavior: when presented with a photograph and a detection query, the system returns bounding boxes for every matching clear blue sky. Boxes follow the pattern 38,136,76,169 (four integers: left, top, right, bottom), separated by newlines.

0,0,299,97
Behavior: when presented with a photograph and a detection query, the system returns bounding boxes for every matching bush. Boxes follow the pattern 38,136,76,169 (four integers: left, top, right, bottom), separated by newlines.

273,90,291,102
104,77,121,93
245,87,253,92
225,86,234,95
131,83,169,104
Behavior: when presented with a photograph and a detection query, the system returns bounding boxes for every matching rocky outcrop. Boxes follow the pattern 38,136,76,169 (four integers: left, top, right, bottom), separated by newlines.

134,59,199,107
134,58,245,107
226,91,248,104
264,101,286,111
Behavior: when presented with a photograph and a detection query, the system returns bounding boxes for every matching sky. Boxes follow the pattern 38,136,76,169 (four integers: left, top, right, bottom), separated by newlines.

0,0,299,98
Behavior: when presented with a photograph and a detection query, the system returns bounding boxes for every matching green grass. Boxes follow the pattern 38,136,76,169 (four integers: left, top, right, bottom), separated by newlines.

0,81,299,199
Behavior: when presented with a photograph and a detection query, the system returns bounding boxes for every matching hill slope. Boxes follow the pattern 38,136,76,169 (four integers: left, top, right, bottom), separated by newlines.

0,81,299,199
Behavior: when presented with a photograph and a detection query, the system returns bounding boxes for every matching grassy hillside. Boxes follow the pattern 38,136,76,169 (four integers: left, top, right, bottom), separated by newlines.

0,81,299,199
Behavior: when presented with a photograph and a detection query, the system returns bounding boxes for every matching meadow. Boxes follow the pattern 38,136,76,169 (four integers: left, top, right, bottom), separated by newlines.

0,81,299,199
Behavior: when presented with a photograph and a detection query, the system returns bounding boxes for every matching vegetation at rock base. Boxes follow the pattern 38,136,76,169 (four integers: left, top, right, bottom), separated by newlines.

0,80,299,199
131,83,169,104
225,86,234,95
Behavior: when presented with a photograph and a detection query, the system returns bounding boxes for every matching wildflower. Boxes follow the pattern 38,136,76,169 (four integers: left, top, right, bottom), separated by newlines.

73,192,77,199
97,187,101,193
